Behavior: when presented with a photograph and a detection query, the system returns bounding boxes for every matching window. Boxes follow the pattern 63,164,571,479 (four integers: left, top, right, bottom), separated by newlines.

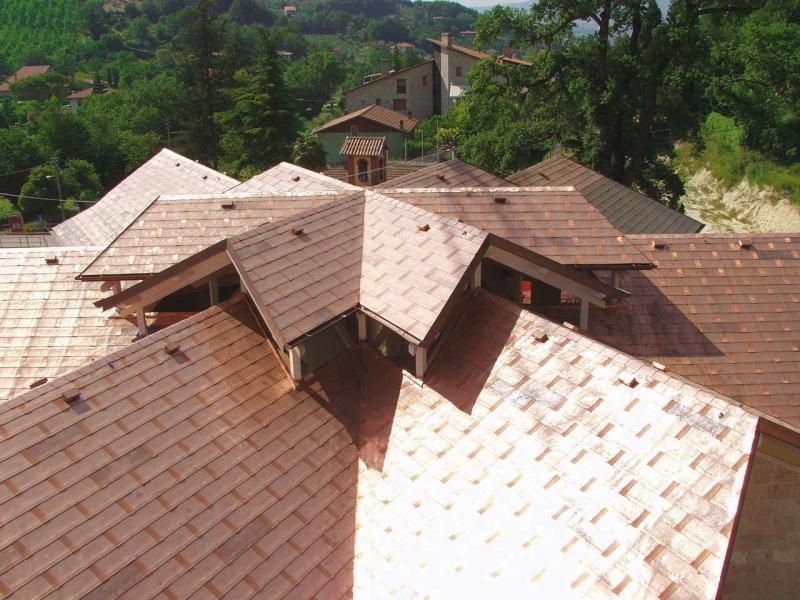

396,78,406,94
375,98,381,105
393,98,407,111
357,159,369,182
455,66,462,77
422,75,428,87
350,125,358,135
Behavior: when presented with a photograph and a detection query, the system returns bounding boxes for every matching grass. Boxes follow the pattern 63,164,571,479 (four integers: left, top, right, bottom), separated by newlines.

0,0,83,65
675,112,800,204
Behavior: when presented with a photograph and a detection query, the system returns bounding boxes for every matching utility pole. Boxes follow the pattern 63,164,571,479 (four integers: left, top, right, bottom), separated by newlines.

50,157,64,223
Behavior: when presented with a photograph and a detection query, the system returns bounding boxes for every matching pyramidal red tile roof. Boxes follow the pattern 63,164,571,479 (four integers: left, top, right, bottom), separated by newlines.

313,105,418,134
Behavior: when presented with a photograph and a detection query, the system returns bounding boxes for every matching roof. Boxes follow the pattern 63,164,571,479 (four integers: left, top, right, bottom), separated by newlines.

229,191,488,347
428,38,531,66
343,60,434,94
509,155,704,234
380,187,653,269
324,159,430,183
79,192,351,280
66,88,93,100
576,233,800,429
0,65,50,93
52,149,240,247
373,158,510,189
0,289,759,598
0,247,137,401
339,136,387,158
313,105,418,134
230,162,358,194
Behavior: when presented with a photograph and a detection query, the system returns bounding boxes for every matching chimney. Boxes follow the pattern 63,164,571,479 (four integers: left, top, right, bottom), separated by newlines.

442,32,453,47
380,59,390,76
502,44,513,59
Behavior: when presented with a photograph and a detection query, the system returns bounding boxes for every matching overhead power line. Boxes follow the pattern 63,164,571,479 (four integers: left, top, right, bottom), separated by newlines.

0,191,95,204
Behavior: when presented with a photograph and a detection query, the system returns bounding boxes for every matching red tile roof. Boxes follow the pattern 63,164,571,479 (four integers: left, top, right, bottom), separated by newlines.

339,136,387,158
373,158,510,189
428,38,532,65
0,247,137,400
380,187,653,269
0,65,50,93
313,105,418,134
53,149,239,247
509,155,704,234
573,233,800,428
0,290,759,597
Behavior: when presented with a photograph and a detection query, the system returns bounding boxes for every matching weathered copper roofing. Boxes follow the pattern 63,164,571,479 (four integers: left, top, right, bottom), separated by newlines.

0,247,137,401
230,162,359,194
380,187,653,269
52,149,239,247
79,192,354,280
373,158,510,189
0,290,758,597
313,105,418,134
575,233,800,428
339,136,388,158
509,155,704,234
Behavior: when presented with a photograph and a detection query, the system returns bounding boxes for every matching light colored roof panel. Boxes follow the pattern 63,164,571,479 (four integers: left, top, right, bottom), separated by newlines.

80,192,348,280
314,104,417,134
509,155,704,234
53,149,240,247
231,162,359,194
373,158,510,189
0,247,137,401
380,187,652,268
340,136,387,157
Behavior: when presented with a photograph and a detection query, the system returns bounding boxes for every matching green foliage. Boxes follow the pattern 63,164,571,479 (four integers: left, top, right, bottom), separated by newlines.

292,133,327,171
19,159,101,220
9,72,68,101
0,0,84,65
0,197,17,221
285,52,345,117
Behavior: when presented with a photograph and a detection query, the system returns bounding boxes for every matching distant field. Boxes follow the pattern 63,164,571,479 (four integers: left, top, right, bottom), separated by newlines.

0,0,83,65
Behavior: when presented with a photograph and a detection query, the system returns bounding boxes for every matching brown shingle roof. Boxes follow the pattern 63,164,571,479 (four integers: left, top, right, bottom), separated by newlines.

53,149,239,247
373,158,510,189
428,38,531,65
339,136,387,158
0,290,758,597
0,65,50,93
0,247,137,400
380,187,653,269
574,233,800,428
230,162,359,194
313,105,418,134
509,155,704,234
80,192,351,280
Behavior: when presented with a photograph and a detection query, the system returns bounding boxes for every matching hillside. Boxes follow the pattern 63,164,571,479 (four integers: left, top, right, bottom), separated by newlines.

0,0,84,66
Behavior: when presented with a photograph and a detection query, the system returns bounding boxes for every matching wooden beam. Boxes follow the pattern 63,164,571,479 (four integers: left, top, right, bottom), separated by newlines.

136,306,147,337
209,278,219,305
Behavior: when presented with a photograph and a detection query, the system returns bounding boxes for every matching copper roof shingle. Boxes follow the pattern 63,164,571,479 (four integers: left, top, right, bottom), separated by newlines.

339,136,388,158
53,149,239,247
576,233,800,428
80,192,351,280
0,290,759,597
380,187,653,268
0,247,137,401
230,162,359,194
373,158,510,189
313,105,418,134
509,155,704,234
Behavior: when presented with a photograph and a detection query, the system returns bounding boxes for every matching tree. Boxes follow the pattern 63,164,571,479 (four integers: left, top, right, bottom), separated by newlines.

9,72,68,102
19,160,102,221
217,32,298,175
285,52,345,117
292,133,327,171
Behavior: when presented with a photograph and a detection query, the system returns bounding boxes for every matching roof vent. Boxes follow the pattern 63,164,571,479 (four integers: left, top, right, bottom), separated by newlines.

29,377,47,389
202,175,208,180
164,339,181,355
437,174,447,181
738,239,753,249
533,330,549,343
175,162,181,167
494,197,507,204
417,224,430,232
618,373,639,388
291,226,304,236
45,256,59,265
62,385,81,402
292,175,301,182
220,200,235,210
562,321,578,331
651,240,666,250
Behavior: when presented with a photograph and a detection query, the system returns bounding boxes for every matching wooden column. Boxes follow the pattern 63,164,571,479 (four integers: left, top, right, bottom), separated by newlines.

580,299,589,331
209,278,219,305
289,346,302,381
136,306,147,337
357,312,367,341
472,262,482,289
415,346,427,379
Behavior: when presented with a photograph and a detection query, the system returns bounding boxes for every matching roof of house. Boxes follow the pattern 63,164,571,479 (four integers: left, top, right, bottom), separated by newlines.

79,191,352,280
230,162,358,194
380,187,653,269
0,65,50,93
0,247,137,401
229,192,488,347
52,149,240,247
0,289,759,598
66,87,93,100
313,105,418,135
373,158,510,189
339,136,388,158
509,155,704,234
575,233,800,429
428,38,531,66
343,60,434,94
